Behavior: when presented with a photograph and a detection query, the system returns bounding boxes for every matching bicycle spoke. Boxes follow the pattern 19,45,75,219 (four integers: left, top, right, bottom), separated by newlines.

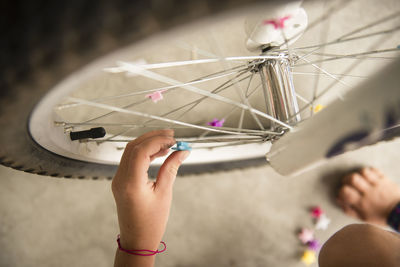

288,34,391,120
312,35,391,101
197,82,266,138
283,10,400,65
296,93,311,105
220,82,268,134
175,41,225,59
239,82,263,133
383,123,400,132
337,10,400,41
68,97,269,136
298,49,399,59
187,140,265,149
58,65,247,110
61,121,275,136
209,31,266,131
205,126,274,135
60,122,191,128
99,72,252,142
167,72,251,121
108,56,283,73
84,138,268,149
115,61,292,129
299,57,351,88
293,25,400,51
101,129,132,143
275,0,353,50
294,48,400,66
309,1,353,27
232,81,266,131
311,0,331,106
146,72,251,133
239,72,266,130
177,136,264,142
81,68,249,126
98,74,266,143
94,137,265,143
237,109,245,133
109,81,272,143
292,72,368,79
245,73,254,97
104,58,246,71
280,29,294,60
82,98,149,124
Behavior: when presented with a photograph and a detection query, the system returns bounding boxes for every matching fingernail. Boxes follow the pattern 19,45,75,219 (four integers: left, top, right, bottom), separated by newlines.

179,150,190,161
167,138,176,148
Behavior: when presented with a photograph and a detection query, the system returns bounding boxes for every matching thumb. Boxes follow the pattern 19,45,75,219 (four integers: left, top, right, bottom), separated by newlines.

155,150,190,193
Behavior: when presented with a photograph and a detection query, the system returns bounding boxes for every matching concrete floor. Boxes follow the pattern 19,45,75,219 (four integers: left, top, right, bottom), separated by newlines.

1,2,399,266
1,138,400,267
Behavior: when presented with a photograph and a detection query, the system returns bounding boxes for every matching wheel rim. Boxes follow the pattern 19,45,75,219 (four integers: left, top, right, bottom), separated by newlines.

29,0,400,166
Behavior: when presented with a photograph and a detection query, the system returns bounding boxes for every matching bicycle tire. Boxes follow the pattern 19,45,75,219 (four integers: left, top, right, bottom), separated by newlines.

0,0,280,179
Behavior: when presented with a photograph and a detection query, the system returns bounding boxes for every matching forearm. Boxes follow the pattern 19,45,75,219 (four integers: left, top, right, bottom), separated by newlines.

111,130,188,267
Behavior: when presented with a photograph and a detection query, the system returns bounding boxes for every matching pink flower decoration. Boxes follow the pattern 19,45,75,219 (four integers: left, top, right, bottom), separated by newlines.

298,228,314,244
311,206,323,219
263,15,291,29
145,90,166,103
207,118,225,127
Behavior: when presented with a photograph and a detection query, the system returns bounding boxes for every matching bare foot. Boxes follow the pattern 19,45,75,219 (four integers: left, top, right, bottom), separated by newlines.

337,167,400,226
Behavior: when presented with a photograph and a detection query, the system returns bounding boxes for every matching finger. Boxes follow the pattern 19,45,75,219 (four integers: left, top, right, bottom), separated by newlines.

343,173,371,194
360,167,381,185
342,204,362,220
150,148,170,162
118,130,174,171
128,129,174,148
337,196,360,218
128,135,176,180
155,150,190,194
338,185,361,205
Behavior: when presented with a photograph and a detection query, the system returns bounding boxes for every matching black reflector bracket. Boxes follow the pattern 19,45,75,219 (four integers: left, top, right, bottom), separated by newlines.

70,127,106,141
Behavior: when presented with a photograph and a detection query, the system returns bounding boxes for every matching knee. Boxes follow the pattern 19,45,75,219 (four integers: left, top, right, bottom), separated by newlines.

319,224,399,267
327,223,376,241
320,224,374,256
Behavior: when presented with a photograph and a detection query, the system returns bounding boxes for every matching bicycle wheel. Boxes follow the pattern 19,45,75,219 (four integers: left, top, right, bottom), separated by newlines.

1,0,399,178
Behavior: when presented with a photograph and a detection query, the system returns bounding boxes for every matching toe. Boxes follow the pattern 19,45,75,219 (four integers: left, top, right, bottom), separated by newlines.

369,167,385,178
360,167,381,185
342,205,361,219
343,173,371,194
338,185,361,205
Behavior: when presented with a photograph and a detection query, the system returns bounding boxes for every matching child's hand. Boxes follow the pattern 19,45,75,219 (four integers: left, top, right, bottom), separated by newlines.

112,129,189,253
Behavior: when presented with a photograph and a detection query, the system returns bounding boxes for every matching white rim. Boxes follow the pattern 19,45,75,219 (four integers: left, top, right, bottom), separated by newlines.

29,6,275,166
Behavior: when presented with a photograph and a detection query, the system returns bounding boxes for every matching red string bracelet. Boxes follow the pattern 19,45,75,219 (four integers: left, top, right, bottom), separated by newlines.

117,235,166,256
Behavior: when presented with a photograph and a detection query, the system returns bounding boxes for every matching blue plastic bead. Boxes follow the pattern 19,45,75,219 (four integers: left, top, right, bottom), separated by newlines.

172,141,192,151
